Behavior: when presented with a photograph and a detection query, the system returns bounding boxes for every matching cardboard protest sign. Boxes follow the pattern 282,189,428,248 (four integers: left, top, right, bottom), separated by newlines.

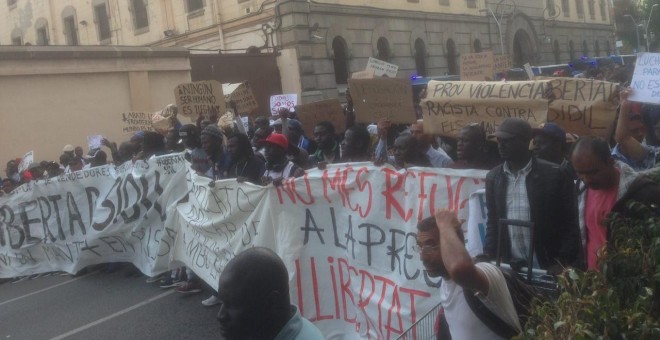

348,78,416,124
223,82,259,115
493,54,512,74
270,94,298,115
121,112,154,134
366,57,399,78
460,51,495,81
295,99,345,137
544,78,618,138
17,150,34,174
630,52,660,104
421,80,550,137
351,69,376,79
174,80,225,118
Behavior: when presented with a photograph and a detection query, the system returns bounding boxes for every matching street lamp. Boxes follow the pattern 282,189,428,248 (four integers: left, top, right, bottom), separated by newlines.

645,4,659,52
625,14,642,53
480,8,505,55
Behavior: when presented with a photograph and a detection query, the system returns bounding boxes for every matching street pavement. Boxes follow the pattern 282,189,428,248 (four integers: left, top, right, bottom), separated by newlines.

0,266,223,340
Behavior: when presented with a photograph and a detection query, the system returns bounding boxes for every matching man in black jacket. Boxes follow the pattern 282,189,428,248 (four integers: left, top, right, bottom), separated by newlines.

483,118,581,272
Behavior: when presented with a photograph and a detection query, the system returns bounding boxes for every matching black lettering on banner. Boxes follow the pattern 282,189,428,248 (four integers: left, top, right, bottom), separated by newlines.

330,207,347,250
403,232,420,280
301,208,325,245
19,200,42,245
66,192,86,236
94,177,121,231
81,239,101,257
358,223,385,266
36,197,57,242
47,195,66,240
236,187,257,212
85,187,100,226
345,215,356,259
0,205,16,247
119,174,141,223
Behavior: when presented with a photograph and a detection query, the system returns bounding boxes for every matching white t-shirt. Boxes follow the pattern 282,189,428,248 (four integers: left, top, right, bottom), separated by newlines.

439,262,521,339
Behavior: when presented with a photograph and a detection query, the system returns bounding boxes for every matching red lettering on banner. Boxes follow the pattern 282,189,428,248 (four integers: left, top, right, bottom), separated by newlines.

338,258,359,324
276,174,315,205
374,275,401,339
417,172,438,222
328,257,341,319
310,257,334,321
322,166,373,218
358,269,378,339
399,287,432,339
381,168,414,221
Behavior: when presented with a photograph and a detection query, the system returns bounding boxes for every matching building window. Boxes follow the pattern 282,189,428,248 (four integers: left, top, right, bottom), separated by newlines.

582,40,589,56
562,0,570,17
473,39,482,52
414,38,427,76
547,0,556,16
94,2,112,42
131,0,149,31
11,28,22,45
376,37,391,62
186,0,204,13
594,40,600,56
588,0,595,20
332,36,349,85
35,18,49,45
604,40,611,55
446,39,458,75
466,0,477,8
600,0,607,21
554,40,561,64
62,13,79,46
569,40,575,60
576,0,584,19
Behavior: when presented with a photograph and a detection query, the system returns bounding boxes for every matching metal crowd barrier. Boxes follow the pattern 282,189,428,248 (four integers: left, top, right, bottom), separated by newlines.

395,302,443,340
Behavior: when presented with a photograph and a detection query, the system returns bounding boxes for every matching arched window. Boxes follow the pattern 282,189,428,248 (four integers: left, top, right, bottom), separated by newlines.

473,39,482,53
582,40,589,57
553,40,561,64
332,36,349,85
446,39,458,75
35,18,49,45
414,38,427,76
11,28,23,45
594,40,600,56
61,6,79,46
569,40,576,60
376,37,391,62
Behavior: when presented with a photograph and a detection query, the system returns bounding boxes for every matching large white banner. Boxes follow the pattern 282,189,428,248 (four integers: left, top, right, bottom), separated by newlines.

0,160,488,339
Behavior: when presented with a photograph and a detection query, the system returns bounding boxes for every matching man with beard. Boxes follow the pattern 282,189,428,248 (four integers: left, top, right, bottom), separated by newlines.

483,118,580,273
216,247,323,339
416,210,521,339
261,133,304,185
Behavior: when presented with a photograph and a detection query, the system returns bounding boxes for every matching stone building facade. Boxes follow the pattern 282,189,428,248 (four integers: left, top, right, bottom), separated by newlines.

2,0,614,102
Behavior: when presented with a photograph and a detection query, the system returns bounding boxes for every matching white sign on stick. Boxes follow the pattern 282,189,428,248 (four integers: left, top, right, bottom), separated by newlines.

17,150,34,174
366,57,399,78
630,53,660,104
270,94,298,115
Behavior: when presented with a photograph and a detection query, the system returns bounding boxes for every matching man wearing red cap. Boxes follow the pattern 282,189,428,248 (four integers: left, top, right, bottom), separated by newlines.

261,133,304,185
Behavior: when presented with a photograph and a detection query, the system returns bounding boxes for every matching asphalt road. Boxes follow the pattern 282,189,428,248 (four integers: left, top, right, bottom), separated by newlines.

0,267,223,340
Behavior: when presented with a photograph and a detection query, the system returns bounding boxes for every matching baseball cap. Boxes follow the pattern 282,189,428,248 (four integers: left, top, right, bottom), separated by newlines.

261,133,288,150
492,118,532,140
63,144,74,152
532,123,566,143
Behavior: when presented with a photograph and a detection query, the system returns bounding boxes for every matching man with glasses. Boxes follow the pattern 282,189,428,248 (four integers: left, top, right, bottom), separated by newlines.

415,209,521,339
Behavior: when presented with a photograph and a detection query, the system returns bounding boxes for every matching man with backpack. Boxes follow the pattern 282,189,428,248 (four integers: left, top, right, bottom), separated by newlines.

416,209,522,339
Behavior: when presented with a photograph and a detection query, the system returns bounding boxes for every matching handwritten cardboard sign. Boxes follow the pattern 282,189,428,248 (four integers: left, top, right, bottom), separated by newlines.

544,78,618,138
295,99,345,137
348,78,416,124
460,51,495,81
421,81,550,137
223,82,259,115
366,57,399,78
121,112,154,134
270,94,298,115
174,80,225,118
630,52,660,104
493,54,512,74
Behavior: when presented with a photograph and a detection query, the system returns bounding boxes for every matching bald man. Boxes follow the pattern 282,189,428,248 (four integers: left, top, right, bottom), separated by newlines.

216,248,324,340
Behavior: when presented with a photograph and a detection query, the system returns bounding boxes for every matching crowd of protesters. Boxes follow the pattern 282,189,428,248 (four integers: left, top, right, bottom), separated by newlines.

2,61,660,339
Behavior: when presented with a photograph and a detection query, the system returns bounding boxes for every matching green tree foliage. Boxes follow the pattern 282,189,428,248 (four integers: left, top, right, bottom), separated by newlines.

519,200,660,339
